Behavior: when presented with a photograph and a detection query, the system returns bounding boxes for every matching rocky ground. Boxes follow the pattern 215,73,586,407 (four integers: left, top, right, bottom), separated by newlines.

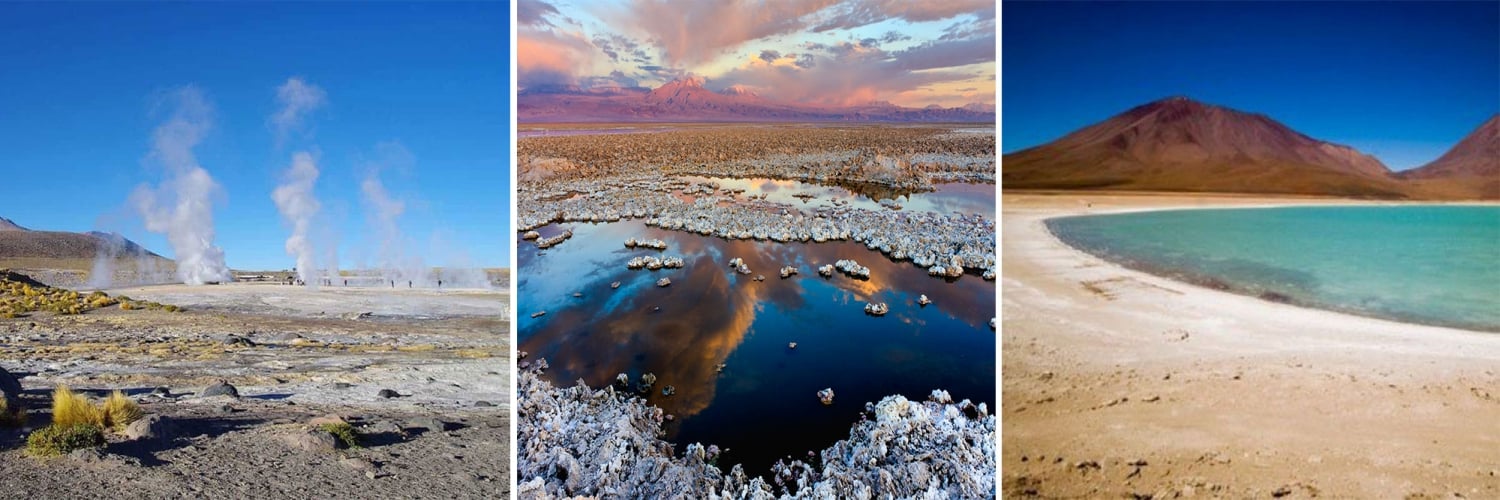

0,278,510,498
515,359,995,499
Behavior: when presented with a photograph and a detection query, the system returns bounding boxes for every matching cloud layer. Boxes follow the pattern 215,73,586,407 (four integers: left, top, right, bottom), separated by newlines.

517,0,994,107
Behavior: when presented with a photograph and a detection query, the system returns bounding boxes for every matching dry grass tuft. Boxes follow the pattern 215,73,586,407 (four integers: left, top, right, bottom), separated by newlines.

101,390,142,431
50,384,103,428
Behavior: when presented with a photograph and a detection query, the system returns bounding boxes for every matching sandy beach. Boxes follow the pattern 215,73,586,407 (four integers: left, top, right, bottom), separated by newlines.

1001,192,1500,498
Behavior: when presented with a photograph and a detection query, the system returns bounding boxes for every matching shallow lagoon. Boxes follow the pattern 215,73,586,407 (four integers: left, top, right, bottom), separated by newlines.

518,219,996,473
1049,206,1500,332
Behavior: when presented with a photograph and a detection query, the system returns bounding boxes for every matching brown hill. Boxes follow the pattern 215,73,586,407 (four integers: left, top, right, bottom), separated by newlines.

0,217,27,232
1398,115,1500,199
1002,97,1407,198
0,220,167,270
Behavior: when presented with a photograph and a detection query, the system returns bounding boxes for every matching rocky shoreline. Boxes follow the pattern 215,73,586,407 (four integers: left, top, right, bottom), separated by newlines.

516,359,995,499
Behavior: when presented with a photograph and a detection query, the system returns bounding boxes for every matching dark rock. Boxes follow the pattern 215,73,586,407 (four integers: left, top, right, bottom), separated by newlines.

377,389,400,399
405,416,448,432
0,364,22,405
124,414,176,441
475,401,495,407
224,335,255,347
149,386,172,398
361,419,405,436
201,381,239,398
281,429,338,453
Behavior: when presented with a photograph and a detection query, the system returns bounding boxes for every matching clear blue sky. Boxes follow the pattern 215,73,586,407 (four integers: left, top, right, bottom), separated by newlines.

1002,1,1499,171
0,2,509,270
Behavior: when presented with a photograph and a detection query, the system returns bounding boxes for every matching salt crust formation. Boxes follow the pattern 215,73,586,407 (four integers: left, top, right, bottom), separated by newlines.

517,361,996,499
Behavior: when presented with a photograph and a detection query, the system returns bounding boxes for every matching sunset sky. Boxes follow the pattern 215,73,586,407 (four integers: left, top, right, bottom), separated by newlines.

518,0,996,108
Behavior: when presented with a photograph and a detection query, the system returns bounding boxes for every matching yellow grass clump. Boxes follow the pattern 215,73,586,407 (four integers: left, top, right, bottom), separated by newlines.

50,385,103,428
49,385,143,432
101,390,142,431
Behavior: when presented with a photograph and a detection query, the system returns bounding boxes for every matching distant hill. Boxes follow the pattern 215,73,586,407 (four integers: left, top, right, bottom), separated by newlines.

1002,97,1407,198
519,77,996,123
0,217,28,232
1398,115,1500,199
0,219,168,269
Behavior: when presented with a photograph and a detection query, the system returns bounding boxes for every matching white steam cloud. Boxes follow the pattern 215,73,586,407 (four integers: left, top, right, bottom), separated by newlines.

272,151,323,284
270,77,328,144
270,77,331,286
360,142,425,284
130,86,232,286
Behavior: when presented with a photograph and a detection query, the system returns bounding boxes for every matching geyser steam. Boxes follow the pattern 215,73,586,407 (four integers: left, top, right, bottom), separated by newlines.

270,77,330,285
272,152,322,285
130,86,232,285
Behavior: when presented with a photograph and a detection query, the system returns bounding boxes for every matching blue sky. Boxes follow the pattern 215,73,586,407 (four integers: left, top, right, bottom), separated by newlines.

0,2,508,270
1002,1,1499,171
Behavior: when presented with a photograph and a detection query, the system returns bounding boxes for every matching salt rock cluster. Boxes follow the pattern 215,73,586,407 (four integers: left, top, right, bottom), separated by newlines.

656,278,671,287
517,171,995,279
627,255,685,270
817,388,835,405
926,255,968,278
535,230,573,250
863,302,889,316
624,237,668,250
517,363,996,499
779,266,798,279
728,258,752,275
817,265,834,277
834,260,871,279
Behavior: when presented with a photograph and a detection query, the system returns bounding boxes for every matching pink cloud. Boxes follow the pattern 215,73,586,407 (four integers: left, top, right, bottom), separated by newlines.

620,0,839,66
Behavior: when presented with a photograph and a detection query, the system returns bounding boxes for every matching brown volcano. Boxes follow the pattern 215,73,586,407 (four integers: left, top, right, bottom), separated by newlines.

1002,97,1407,197
1399,115,1499,199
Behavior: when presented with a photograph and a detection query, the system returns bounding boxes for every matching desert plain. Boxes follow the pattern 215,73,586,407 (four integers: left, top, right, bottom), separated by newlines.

1001,192,1500,499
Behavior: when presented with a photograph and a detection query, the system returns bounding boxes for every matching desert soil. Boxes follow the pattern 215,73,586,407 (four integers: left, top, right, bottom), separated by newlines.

0,281,510,499
1001,192,1500,499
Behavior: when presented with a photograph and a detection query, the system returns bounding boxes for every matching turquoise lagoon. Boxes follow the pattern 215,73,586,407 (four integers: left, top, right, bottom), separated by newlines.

1047,206,1500,332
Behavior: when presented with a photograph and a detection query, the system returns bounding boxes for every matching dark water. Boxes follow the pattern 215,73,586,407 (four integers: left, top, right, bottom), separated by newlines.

1049,206,1500,332
518,220,996,473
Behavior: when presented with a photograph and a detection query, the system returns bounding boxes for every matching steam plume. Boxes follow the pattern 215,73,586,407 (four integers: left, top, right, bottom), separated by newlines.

270,77,331,285
272,151,322,285
270,77,327,144
130,86,232,285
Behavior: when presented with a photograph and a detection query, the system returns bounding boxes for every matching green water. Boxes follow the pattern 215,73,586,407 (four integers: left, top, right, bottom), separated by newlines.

1048,206,1500,332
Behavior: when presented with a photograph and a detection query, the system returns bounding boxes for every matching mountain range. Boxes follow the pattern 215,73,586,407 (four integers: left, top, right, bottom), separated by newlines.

0,217,166,267
519,77,996,123
1003,97,1498,199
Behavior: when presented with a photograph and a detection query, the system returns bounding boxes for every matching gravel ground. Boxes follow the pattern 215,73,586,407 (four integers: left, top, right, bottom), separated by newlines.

0,280,510,499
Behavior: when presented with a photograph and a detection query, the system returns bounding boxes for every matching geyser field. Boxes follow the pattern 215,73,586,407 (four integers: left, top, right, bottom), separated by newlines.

0,270,509,497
